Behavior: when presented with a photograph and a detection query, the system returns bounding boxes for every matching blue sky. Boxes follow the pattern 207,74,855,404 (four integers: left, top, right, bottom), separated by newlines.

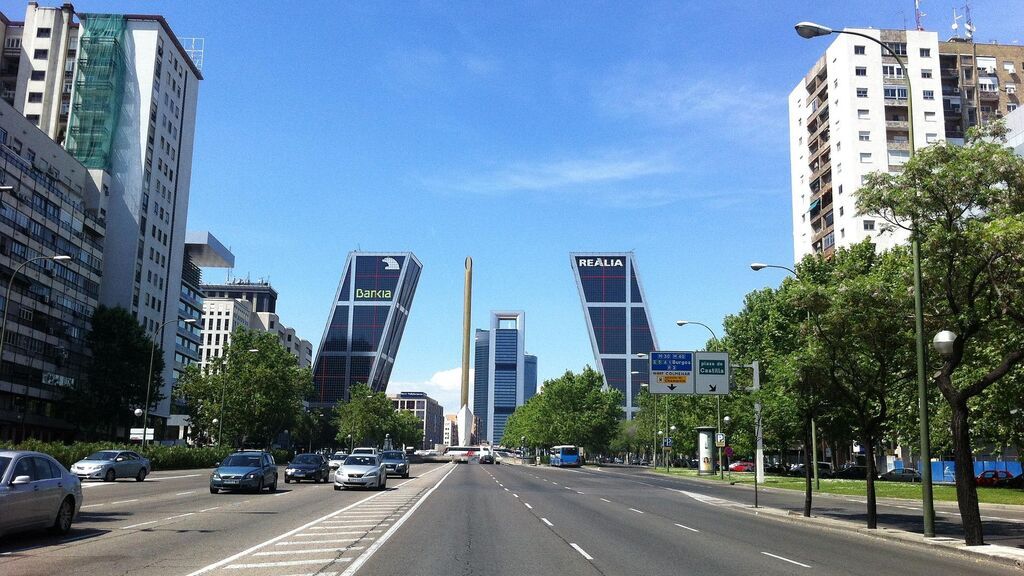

4,1,1021,414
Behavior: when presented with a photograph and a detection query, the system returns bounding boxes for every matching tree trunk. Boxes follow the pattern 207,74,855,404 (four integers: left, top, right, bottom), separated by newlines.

864,432,877,529
803,415,813,517
951,399,984,545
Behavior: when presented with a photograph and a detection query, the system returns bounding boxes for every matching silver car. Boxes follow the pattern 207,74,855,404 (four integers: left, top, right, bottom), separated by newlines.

333,454,386,490
328,451,348,470
0,450,83,536
71,450,151,482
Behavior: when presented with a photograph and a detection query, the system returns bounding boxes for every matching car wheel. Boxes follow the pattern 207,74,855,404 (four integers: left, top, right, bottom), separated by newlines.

104,469,115,482
379,475,386,490
403,471,409,478
210,486,219,494
284,476,290,484
334,485,342,491
49,497,74,535
269,477,277,492
136,468,147,482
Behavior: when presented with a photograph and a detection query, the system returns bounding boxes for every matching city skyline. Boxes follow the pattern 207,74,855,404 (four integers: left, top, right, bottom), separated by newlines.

3,1,1019,416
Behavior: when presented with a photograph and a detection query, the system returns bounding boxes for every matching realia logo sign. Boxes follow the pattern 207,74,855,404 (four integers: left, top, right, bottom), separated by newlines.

577,257,624,267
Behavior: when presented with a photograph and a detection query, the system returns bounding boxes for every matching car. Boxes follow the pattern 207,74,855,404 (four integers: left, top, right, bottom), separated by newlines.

976,470,1015,487
764,463,788,475
351,447,379,455
789,462,834,478
70,450,151,482
879,468,922,482
833,465,872,480
995,473,1024,489
210,450,278,493
284,453,330,483
381,450,411,477
729,461,756,472
0,450,83,537
334,454,387,490
328,451,348,470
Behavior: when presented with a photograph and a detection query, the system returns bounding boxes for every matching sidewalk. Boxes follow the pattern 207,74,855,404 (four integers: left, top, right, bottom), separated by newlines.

657,469,1024,571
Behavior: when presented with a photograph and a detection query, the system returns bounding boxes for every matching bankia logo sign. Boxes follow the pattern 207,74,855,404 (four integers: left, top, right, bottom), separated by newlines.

353,255,404,301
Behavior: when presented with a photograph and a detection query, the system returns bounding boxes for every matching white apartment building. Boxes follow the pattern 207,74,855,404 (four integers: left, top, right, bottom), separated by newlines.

251,311,313,368
789,29,943,261
200,298,313,369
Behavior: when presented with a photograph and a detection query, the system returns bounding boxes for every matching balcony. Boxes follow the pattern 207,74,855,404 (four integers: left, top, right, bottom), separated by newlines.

886,140,911,150
979,90,999,101
885,120,909,129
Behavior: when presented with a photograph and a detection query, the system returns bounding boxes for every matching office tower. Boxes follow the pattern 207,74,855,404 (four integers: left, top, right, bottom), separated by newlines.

311,252,422,409
389,391,444,450
0,96,104,441
472,311,537,445
570,252,658,419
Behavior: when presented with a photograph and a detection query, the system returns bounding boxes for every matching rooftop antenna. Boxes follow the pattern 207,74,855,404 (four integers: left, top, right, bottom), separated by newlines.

951,7,962,39
914,0,926,31
964,3,975,40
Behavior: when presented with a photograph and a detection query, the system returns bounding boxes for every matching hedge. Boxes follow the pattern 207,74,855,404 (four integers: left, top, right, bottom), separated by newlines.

2,440,293,471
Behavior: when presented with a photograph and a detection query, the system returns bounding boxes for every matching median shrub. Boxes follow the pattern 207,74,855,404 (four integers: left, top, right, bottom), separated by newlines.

2,440,293,471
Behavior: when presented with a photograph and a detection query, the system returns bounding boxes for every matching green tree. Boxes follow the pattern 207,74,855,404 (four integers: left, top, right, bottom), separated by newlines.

65,305,163,440
332,383,394,448
857,123,1024,545
175,327,312,448
390,410,424,450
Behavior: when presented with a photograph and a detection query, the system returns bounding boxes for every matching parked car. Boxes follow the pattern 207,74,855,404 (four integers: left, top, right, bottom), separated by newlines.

764,463,788,475
789,462,834,478
210,450,278,493
976,470,1015,487
328,451,348,470
284,453,330,483
879,468,922,482
833,465,872,480
729,461,756,472
334,454,387,490
381,450,411,477
994,473,1024,489
71,450,150,482
0,450,83,537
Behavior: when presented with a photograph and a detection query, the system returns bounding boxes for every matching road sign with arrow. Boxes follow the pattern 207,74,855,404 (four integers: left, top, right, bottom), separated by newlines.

694,352,730,395
648,351,694,394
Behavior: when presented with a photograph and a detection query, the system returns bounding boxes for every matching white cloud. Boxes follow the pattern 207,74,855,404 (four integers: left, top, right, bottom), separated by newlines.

390,367,471,416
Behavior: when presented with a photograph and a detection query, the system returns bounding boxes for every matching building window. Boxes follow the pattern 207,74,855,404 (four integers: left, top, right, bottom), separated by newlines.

36,27,51,38
839,206,845,216
883,42,907,56
860,152,872,163
926,133,938,143
27,92,43,103
857,109,869,119
1009,103,1019,112
863,220,876,231
859,130,870,141
883,86,908,100
856,87,868,98
921,69,932,78
924,111,936,122
1007,84,1017,95
30,70,45,81
855,66,867,76
854,45,866,55
882,65,905,78
920,48,931,57
26,114,40,125
33,49,48,60
923,90,934,100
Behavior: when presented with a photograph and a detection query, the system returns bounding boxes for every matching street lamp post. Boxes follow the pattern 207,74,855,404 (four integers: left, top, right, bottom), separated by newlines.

142,317,195,448
347,433,353,454
676,320,727,478
723,415,732,479
0,254,70,442
793,20,933,538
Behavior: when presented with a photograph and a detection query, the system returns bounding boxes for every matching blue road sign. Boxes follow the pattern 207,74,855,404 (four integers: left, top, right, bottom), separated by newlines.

650,351,693,372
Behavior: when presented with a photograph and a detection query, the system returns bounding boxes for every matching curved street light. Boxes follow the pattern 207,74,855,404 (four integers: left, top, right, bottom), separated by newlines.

142,317,196,448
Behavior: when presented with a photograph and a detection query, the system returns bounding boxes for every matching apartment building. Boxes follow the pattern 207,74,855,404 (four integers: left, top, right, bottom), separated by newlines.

389,391,444,450
790,29,1024,262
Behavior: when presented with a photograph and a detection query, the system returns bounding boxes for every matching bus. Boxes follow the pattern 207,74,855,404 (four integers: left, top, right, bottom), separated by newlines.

550,445,581,467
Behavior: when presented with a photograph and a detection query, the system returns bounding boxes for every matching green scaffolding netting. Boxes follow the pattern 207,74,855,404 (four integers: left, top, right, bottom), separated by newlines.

64,14,126,170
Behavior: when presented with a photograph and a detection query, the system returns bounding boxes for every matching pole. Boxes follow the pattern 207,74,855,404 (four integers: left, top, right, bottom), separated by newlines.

653,390,658,468
811,420,819,489
718,396,724,479
753,361,764,484
460,257,472,409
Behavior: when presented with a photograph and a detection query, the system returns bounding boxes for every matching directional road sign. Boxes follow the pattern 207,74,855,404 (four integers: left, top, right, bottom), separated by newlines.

648,351,694,394
662,437,674,448
694,351,730,395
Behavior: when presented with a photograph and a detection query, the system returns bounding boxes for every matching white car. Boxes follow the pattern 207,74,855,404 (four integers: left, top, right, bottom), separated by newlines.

333,454,386,490
328,451,348,470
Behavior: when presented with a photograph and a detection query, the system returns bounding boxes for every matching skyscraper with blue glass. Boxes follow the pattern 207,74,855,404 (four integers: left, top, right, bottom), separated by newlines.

311,252,422,409
473,311,537,445
570,252,658,419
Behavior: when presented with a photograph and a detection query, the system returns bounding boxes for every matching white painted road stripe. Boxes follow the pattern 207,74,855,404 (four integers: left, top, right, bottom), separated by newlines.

111,499,139,505
576,491,585,495
600,498,611,503
570,543,594,560
149,474,202,481
164,512,195,520
121,520,158,530
761,552,811,568
277,538,363,545
675,523,699,532
255,547,356,556
227,558,352,569
629,508,644,514
541,518,553,526
200,506,221,513
176,491,196,496
524,503,533,509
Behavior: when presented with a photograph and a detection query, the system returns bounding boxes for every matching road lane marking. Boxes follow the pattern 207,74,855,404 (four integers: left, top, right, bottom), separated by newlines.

629,508,644,514
570,543,594,560
524,503,533,509
176,491,196,496
600,498,611,503
149,474,202,481
200,506,221,512
274,490,291,496
513,493,519,498
576,491,585,495
675,523,699,532
164,512,195,520
338,464,459,576
121,520,158,529
255,547,358,556
504,488,509,492
761,552,811,568
277,538,362,545
81,503,105,509
226,559,352,569
111,499,139,505
541,518,553,526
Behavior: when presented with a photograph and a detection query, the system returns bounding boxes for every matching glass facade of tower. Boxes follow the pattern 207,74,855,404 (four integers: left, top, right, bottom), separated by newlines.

570,253,658,419
473,311,536,445
311,252,421,408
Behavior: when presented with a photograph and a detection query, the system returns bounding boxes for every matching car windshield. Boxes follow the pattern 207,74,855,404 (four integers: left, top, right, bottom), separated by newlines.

382,451,403,460
0,456,10,477
344,456,376,466
86,451,119,461
331,452,347,459
222,455,262,468
293,454,320,465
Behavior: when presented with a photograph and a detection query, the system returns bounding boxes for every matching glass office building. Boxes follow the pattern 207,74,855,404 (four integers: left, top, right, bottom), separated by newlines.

570,252,658,419
311,252,422,409
473,311,537,445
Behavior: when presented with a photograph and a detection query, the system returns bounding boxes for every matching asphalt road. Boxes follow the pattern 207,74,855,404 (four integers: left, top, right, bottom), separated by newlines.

0,462,1014,575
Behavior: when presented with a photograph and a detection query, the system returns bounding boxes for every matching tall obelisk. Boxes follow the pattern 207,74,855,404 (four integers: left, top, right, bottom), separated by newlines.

457,257,474,445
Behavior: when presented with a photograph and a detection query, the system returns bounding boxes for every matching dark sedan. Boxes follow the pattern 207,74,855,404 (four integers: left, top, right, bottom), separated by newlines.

285,453,330,483
210,451,278,493
381,450,410,478
879,468,922,482
834,465,872,480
